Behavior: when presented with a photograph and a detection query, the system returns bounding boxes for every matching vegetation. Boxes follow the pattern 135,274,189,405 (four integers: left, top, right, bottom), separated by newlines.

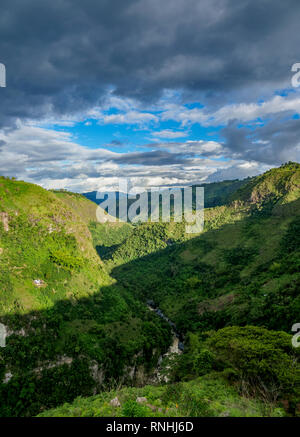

38,372,286,418
1,163,300,417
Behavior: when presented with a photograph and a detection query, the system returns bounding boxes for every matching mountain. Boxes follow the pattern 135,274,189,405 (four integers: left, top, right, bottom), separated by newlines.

0,163,299,417
82,177,250,218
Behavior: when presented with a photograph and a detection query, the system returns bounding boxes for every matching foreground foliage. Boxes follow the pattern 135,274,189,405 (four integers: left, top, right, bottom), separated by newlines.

38,372,286,418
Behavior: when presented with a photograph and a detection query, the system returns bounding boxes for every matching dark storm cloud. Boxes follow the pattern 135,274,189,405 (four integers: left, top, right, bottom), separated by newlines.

112,150,195,166
1,0,300,127
107,140,123,147
221,116,300,165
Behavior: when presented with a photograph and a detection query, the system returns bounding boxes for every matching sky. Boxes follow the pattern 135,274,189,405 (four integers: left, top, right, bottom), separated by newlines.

0,0,300,192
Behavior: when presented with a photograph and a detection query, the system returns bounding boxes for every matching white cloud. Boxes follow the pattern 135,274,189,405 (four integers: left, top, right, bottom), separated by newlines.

40,89,300,134
186,140,223,154
161,94,300,126
99,111,158,126
153,139,224,156
206,161,270,182
211,95,300,124
0,116,282,193
151,129,188,139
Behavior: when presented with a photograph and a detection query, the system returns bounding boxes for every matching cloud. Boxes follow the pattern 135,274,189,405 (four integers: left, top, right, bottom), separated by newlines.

207,95,300,125
146,139,224,157
0,122,257,191
151,129,188,139
1,0,300,128
99,111,158,126
206,161,270,182
0,122,117,177
220,116,300,165
0,0,300,190
161,94,300,127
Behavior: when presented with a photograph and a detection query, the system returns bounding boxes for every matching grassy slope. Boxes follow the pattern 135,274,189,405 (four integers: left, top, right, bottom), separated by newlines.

52,190,99,225
0,179,108,315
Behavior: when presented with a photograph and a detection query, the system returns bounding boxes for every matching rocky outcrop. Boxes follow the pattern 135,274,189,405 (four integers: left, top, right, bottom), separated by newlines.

0,212,9,231
0,323,7,347
32,356,73,374
110,397,121,407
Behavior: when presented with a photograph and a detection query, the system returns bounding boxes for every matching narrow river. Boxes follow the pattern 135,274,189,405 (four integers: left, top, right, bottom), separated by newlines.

147,300,184,382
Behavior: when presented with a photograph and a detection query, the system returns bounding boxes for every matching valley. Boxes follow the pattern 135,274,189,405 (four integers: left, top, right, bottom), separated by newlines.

0,163,299,417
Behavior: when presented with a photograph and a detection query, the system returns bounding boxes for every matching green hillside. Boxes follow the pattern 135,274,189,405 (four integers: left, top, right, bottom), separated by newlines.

51,190,99,225
0,179,107,314
193,178,251,208
1,164,300,417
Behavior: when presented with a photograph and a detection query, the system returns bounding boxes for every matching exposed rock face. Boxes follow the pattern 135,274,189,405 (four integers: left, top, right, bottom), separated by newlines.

110,397,121,407
89,361,105,394
146,304,184,383
7,327,26,337
3,372,12,384
136,397,147,404
0,212,9,231
154,334,183,383
0,323,7,347
33,356,73,374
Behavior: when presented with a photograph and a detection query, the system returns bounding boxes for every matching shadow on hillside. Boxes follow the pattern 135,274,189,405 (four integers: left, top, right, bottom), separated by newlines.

95,244,120,260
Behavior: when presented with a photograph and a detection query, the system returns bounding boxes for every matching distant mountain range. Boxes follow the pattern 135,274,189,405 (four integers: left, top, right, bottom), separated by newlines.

83,177,251,219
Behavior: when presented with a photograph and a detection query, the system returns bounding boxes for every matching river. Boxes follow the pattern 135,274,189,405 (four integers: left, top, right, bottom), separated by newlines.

147,300,185,382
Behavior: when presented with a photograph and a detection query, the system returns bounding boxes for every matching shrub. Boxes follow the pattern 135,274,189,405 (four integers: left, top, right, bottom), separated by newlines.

207,326,300,401
193,349,215,376
180,386,214,416
121,400,149,417
49,249,83,270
